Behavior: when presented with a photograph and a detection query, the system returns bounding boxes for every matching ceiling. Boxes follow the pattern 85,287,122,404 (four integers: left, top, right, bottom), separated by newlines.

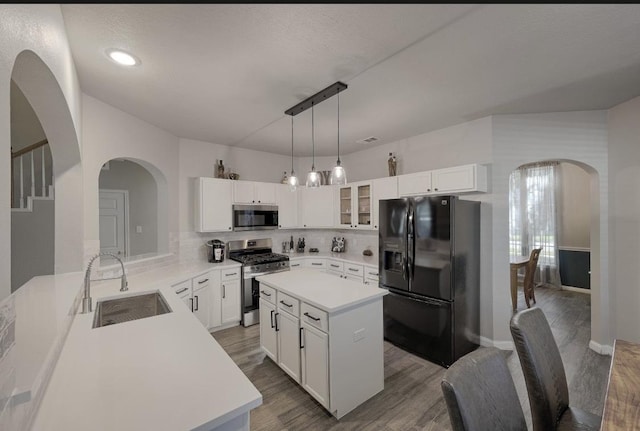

60,4,640,157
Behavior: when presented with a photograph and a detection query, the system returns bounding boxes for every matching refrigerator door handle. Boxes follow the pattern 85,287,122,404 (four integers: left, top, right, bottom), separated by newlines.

407,205,415,288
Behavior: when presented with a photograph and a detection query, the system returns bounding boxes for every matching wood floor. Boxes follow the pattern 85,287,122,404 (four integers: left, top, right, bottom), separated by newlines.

211,286,611,430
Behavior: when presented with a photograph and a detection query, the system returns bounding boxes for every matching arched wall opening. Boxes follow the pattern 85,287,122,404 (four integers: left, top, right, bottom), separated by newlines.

9,50,83,290
94,156,169,264
507,159,596,310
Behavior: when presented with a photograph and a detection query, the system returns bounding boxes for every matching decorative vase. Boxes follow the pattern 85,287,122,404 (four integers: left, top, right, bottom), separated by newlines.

216,160,225,179
388,153,397,177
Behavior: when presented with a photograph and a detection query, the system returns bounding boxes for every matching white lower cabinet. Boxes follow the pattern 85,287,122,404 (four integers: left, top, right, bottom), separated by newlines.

221,278,241,325
277,310,301,383
259,298,278,361
172,266,242,332
301,322,329,408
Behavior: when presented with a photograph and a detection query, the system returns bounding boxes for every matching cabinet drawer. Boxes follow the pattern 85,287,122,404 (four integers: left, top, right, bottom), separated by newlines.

172,279,191,296
365,266,379,281
259,284,276,304
344,274,364,283
301,303,328,333
277,291,300,317
290,259,304,269
327,260,344,273
306,259,326,269
344,263,363,277
221,268,241,281
192,273,211,290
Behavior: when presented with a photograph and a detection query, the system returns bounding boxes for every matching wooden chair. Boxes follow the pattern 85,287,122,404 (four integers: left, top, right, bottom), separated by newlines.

523,247,542,308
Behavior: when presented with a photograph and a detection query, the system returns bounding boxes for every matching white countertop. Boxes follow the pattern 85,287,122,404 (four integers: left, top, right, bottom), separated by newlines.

31,260,260,431
286,251,378,268
256,268,387,314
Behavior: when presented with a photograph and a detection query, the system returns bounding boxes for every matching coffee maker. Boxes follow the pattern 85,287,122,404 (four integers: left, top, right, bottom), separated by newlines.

206,239,225,263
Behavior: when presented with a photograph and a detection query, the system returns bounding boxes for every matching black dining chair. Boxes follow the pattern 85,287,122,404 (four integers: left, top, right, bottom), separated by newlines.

510,307,602,431
441,347,527,431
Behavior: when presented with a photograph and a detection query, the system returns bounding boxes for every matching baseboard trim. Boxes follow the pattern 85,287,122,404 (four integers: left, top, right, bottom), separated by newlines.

479,336,514,351
561,285,591,295
589,340,613,356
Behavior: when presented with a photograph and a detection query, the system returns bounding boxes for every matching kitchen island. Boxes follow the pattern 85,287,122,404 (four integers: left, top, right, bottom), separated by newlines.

24,260,261,431
256,268,388,419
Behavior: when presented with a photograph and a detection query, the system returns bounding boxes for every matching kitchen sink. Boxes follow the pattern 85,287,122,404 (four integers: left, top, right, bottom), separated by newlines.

92,291,172,328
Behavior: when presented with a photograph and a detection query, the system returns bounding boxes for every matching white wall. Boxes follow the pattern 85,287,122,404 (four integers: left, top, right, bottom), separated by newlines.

559,162,591,249
1,4,83,300
492,111,609,348
11,199,54,292
608,94,640,344
99,160,158,256
82,94,179,261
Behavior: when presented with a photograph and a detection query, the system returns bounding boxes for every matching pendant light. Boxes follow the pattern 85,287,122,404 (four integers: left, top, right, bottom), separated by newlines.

329,88,347,185
306,102,321,188
287,115,299,191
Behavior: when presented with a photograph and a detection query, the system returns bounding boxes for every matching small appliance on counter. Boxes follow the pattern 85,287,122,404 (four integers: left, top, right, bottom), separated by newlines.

206,239,225,263
332,237,346,253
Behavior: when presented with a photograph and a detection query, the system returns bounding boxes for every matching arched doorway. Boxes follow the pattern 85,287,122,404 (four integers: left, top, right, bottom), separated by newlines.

95,157,169,266
9,50,83,293
507,158,601,345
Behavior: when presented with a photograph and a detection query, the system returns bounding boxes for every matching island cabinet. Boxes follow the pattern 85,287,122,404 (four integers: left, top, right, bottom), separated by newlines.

257,269,387,419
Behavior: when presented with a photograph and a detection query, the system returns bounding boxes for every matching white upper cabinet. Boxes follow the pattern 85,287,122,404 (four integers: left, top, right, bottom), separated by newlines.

371,177,398,230
398,164,487,196
194,177,233,232
398,171,433,196
299,186,335,228
431,164,487,193
336,181,373,229
275,184,298,229
233,181,276,204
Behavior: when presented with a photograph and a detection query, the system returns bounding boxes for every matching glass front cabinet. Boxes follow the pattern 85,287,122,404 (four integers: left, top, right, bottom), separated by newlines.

336,181,372,229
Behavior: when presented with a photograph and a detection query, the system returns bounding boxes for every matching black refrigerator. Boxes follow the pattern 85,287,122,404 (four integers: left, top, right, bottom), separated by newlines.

379,195,480,368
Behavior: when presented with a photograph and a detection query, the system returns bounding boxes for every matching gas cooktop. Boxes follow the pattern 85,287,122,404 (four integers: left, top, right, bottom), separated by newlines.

230,252,289,266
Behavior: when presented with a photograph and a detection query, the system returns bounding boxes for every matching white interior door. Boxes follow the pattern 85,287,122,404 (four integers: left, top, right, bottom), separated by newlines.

99,189,128,257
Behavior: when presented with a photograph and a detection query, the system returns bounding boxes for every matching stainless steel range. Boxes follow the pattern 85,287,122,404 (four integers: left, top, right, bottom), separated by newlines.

227,238,290,327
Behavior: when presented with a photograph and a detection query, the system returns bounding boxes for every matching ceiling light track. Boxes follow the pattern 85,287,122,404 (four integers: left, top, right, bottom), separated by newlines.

284,81,347,116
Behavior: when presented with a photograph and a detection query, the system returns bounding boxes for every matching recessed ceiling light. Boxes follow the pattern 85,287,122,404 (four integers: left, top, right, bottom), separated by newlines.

106,49,140,67
356,136,379,144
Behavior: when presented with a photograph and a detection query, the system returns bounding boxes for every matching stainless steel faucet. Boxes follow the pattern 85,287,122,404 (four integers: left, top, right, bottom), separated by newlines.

82,252,129,314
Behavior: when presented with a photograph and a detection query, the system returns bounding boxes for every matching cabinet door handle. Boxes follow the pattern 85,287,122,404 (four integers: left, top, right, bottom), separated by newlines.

270,310,275,329
348,268,359,272
280,300,292,308
189,298,194,312
223,284,226,299
194,295,199,311
198,278,209,284
300,327,304,349
176,287,188,295
311,263,322,266
275,312,280,331
225,272,237,277
261,290,271,297
330,264,339,268
304,312,320,322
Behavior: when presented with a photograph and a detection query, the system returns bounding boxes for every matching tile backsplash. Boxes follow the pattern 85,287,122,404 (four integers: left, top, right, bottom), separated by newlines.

179,229,379,263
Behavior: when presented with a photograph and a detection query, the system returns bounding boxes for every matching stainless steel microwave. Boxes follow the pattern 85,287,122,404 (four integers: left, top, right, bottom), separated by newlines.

232,205,279,231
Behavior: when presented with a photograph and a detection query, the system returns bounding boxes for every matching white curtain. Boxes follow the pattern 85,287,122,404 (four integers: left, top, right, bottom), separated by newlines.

509,162,561,287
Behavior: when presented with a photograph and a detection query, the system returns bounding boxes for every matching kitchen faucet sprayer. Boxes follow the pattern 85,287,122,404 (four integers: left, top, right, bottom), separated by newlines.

81,252,128,314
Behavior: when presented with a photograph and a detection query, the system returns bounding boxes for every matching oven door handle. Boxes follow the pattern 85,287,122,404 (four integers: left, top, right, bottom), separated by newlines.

244,267,291,278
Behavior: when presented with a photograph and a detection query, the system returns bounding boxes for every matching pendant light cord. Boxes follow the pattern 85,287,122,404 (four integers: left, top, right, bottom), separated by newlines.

337,89,341,164
311,102,315,170
291,115,294,173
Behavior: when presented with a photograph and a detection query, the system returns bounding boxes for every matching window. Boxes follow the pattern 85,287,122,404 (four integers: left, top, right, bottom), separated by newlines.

509,162,561,286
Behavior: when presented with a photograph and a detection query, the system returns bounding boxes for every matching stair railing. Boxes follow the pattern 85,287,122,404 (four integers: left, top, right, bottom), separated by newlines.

11,139,52,209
